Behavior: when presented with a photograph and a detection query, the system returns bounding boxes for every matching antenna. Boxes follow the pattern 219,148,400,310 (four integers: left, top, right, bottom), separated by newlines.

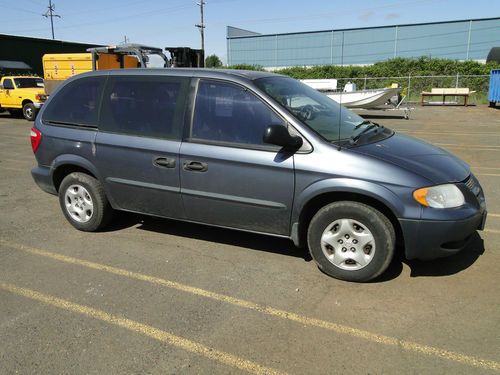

43,0,61,40
195,0,205,53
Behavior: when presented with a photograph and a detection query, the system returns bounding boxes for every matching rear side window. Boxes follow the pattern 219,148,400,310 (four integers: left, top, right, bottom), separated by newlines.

43,77,105,127
191,80,286,146
99,76,189,140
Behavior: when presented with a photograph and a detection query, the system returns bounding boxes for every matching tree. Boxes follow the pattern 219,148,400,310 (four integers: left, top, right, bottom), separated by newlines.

205,54,223,68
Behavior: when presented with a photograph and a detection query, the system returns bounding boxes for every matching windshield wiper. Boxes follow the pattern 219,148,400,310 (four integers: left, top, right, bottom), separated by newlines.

350,122,383,145
353,120,372,130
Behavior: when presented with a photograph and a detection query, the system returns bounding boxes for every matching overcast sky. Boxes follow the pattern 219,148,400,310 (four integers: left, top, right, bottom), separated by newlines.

1,0,497,63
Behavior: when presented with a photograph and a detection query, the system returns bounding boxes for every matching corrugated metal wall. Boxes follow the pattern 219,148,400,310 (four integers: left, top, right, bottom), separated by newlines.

227,18,500,67
0,34,100,76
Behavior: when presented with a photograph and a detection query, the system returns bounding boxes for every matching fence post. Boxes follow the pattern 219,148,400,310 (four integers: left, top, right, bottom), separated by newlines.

364,76,367,90
455,73,459,88
330,30,334,65
407,74,411,103
275,34,278,68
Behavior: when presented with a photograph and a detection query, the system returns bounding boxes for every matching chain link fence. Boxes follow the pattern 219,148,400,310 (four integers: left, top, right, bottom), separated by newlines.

333,74,491,104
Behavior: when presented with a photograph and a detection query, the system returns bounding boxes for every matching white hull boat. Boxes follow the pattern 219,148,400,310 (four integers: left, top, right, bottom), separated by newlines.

300,79,411,118
301,79,401,109
326,88,401,108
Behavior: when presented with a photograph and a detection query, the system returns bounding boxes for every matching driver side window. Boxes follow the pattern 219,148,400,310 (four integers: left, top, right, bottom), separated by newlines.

2,79,14,90
191,80,286,146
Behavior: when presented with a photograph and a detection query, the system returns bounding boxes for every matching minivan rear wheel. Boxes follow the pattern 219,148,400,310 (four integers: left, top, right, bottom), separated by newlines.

307,201,395,282
59,172,112,231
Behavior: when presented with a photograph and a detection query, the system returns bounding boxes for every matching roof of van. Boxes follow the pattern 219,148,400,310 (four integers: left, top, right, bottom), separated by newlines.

80,68,281,81
176,68,278,80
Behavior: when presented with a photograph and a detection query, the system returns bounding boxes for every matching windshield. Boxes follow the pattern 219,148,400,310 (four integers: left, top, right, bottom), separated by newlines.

14,78,44,89
255,76,377,143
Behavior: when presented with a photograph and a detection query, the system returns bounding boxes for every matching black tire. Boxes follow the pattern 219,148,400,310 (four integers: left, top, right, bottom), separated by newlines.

490,101,496,108
58,172,112,231
22,102,37,121
307,201,395,282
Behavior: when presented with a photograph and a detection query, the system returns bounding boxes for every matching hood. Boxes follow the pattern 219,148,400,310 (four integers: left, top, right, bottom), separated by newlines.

351,133,470,184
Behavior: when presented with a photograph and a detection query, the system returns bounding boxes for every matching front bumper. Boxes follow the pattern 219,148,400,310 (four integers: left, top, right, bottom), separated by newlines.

33,102,45,109
399,210,487,260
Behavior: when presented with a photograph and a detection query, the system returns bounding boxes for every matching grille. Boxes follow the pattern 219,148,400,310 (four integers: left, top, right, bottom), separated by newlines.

463,174,484,206
465,175,477,192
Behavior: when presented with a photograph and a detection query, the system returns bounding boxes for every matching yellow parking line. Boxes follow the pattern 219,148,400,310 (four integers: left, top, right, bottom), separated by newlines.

475,173,500,177
0,158,34,164
484,228,500,235
435,143,500,148
2,240,499,371
487,213,500,218
434,145,500,152
398,130,500,136
0,165,25,172
0,134,29,140
0,282,285,375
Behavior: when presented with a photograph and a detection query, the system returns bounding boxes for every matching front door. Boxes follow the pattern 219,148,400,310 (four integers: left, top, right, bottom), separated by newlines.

180,79,295,235
95,75,190,219
0,78,15,107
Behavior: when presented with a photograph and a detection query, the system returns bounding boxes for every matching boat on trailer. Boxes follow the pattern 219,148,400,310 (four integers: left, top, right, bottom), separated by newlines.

326,87,401,108
301,79,410,118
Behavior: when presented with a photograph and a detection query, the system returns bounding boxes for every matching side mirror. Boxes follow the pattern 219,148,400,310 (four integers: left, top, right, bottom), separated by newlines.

263,125,303,149
0,84,3,90
2,82,14,90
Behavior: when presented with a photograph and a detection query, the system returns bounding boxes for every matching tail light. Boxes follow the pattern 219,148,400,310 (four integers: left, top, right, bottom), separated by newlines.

30,127,42,153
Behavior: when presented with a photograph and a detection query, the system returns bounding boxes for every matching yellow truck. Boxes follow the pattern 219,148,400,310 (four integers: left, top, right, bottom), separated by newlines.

43,44,169,94
0,76,47,121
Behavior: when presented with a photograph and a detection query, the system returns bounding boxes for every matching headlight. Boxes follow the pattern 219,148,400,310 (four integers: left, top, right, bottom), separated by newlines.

413,184,465,208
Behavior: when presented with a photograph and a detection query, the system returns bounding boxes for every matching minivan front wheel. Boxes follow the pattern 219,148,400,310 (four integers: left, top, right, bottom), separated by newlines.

307,201,395,282
59,172,112,231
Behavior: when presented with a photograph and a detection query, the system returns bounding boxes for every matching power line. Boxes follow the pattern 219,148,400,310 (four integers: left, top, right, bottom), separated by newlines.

211,0,438,27
42,0,61,39
0,1,41,15
21,0,41,5
7,3,194,35
63,0,165,17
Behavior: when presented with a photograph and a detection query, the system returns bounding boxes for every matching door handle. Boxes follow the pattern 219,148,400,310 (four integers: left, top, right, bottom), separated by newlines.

153,157,176,168
183,160,208,172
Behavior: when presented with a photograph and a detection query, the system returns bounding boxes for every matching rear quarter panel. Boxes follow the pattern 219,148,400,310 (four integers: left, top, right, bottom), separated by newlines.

34,120,98,177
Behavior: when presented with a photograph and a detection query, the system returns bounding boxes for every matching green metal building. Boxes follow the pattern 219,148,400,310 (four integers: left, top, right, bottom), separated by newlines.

0,34,100,76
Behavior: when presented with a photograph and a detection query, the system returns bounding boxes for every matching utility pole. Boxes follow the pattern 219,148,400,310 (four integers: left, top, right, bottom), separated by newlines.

195,1,205,53
43,0,61,40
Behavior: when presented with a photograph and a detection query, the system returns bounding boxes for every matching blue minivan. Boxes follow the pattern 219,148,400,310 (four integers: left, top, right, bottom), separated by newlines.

30,69,487,282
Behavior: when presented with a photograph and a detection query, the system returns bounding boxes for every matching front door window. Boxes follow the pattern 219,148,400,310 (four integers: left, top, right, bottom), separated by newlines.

191,80,286,146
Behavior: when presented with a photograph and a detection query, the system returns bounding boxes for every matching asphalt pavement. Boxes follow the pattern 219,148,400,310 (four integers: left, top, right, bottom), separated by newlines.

1,105,499,374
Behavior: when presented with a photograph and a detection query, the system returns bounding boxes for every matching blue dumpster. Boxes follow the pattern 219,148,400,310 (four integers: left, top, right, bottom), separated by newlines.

489,69,500,107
